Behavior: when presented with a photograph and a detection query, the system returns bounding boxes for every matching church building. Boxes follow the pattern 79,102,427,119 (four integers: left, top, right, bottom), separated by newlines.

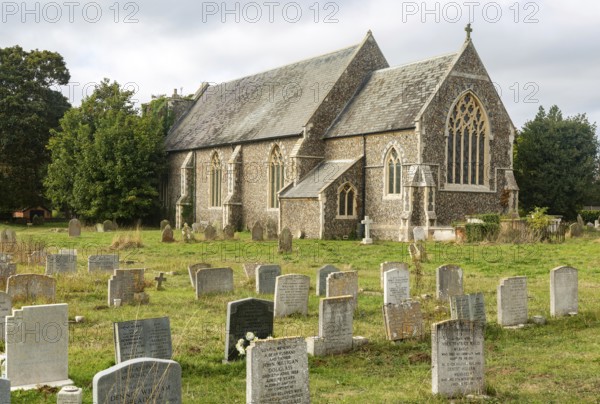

163,28,519,241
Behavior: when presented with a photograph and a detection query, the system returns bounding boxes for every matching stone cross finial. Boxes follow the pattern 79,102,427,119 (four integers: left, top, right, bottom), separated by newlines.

155,272,167,290
465,23,473,40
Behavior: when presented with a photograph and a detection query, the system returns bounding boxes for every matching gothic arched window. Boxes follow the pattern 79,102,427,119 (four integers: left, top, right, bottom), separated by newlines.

269,146,284,208
210,152,222,207
338,182,356,218
385,148,402,195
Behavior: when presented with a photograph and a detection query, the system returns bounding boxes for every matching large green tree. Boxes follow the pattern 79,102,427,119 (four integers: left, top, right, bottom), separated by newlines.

514,105,599,219
0,46,70,213
45,79,166,223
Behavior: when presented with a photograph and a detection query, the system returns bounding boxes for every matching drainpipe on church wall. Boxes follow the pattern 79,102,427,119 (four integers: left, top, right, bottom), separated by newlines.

361,135,367,239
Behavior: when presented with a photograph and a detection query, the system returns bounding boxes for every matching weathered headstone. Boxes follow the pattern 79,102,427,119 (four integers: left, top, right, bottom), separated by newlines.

95,223,104,233
380,261,408,289
274,274,310,317
550,266,578,317
223,224,235,240
161,224,175,242
103,219,115,231
88,254,119,272
256,264,281,294
436,265,463,301
6,274,56,302
497,276,528,326
204,224,217,241
0,253,12,263
195,267,234,297
316,265,340,296
278,227,293,253
251,222,264,241
413,226,426,241
68,219,81,237
5,304,72,389
569,222,583,238
243,263,263,280
28,250,46,266
247,337,310,404
57,386,82,404
431,319,485,397
450,293,486,324
181,223,194,242
5,229,15,243
45,254,77,275
225,298,274,362
108,269,146,306
265,220,278,240
188,263,211,288
191,222,201,233
307,295,355,356
113,317,172,363
577,214,584,226
383,267,410,305
0,379,9,403
383,300,424,341
0,262,16,284
160,219,170,231
326,271,358,309
0,292,12,342
93,358,182,404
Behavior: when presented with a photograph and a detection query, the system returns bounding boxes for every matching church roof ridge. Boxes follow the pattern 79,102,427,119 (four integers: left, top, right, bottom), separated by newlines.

373,51,459,74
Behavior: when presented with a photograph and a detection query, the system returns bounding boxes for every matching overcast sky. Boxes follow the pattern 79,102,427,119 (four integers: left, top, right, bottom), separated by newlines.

2,0,599,130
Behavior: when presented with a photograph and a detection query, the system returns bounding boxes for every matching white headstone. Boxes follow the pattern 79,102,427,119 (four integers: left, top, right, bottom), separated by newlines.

188,263,211,288
383,267,410,305
274,274,310,317
380,262,408,289
413,226,426,241
550,266,578,317
497,276,528,326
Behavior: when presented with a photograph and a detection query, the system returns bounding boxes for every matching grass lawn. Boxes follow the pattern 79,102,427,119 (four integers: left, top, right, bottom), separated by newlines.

2,223,599,403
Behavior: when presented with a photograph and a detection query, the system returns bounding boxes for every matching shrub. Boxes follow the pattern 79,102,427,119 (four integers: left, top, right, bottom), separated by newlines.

465,222,500,242
578,210,600,223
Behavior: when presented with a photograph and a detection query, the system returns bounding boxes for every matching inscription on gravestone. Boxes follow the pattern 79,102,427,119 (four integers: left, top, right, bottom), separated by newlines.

497,276,528,326
380,262,408,289
113,317,172,363
45,254,77,275
88,255,119,272
450,293,486,324
383,267,410,305
274,274,310,317
383,300,423,341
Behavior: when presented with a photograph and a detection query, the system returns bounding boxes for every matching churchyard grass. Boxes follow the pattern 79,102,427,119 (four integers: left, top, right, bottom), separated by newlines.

1,224,599,403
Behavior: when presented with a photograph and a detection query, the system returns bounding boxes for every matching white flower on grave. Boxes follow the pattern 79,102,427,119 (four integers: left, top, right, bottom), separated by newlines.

245,332,256,341
236,338,247,356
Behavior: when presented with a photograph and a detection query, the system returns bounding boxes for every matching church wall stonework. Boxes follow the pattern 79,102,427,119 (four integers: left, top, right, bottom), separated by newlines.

280,199,321,238
166,152,189,222
194,146,233,227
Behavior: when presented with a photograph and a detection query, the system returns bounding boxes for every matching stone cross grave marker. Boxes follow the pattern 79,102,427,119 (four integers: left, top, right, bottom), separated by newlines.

497,276,528,326
195,267,234,298
361,216,373,244
326,271,358,310
161,225,174,242
274,274,310,317
550,266,578,317
431,319,485,397
93,358,182,404
278,227,293,253
251,222,264,241
383,267,410,305
6,274,56,302
88,254,119,273
247,337,310,404
413,226,426,241
154,272,167,290
436,265,463,301
316,265,339,296
68,218,81,237
46,254,77,275
383,300,424,341
450,293,486,324
256,264,281,294
224,297,274,362
113,317,172,363
188,263,211,288
204,224,217,241
380,261,408,289
307,295,356,356
5,303,72,389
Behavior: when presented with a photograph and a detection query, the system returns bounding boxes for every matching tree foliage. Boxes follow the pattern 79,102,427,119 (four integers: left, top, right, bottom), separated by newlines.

0,46,70,213
514,106,599,219
45,79,166,223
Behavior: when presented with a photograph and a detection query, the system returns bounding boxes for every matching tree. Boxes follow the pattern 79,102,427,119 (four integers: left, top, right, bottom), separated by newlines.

0,46,70,214
45,79,166,223
514,105,599,219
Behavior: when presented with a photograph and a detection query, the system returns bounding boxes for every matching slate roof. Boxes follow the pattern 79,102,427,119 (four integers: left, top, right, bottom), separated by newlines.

165,45,361,151
281,159,358,198
324,53,457,138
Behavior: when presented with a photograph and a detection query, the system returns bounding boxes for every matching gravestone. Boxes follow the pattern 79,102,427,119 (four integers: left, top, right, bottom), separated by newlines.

243,263,263,280
265,220,278,240
316,265,340,296
0,379,9,403
436,265,463,301
550,266,578,317
108,269,146,306
569,222,583,238
6,274,56,302
58,248,77,256
577,214,584,226
28,250,46,266
57,386,82,403
5,304,72,389
256,264,281,294
225,298,274,362
95,223,104,233
431,319,485,397
154,272,167,290
223,224,235,240
68,219,81,237
0,292,12,341
204,224,217,241
93,358,182,404
195,267,234,297
251,222,264,241
192,222,201,233
497,276,528,326
103,220,115,231
383,300,424,341
326,271,358,309
88,254,119,272
5,229,15,243
450,293,486,324
274,274,310,317
45,254,77,275
413,226,426,241
0,262,16,284
278,227,293,253
188,263,211,288
307,295,355,356
181,223,194,242
247,337,310,404
161,224,174,242
383,267,410,305
0,230,7,244
160,219,170,231
361,216,373,244
380,261,408,289
113,317,172,363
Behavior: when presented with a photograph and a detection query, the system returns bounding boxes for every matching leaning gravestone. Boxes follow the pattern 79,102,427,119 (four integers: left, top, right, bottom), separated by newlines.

5,304,72,389
195,267,234,298
307,295,355,356
550,266,578,317
251,222,264,241
383,267,410,305
247,337,310,404
161,224,175,242
108,269,146,306
160,219,170,231
316,265,340,296
326,271,358,309
243,263,263,280
204,224,217,241
6,274,56,302
274,274,310,317
383,300,424,341
0,292,12,341
436,265,463,301
225,298,274,362
577,214,584,226
450,293,486,324
0,379,9,403
569,222,583,238
223,224,235,240
497,276,528,326
278,227,293,254
68,219,81,237
0,262,16,284
256,265,281,294
88,254,119,272
113,317,172,363
431,319,485,397
93,358,182,404
413,226,426,241
380,262,408,289
188,263,211,288
45,254,77,275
